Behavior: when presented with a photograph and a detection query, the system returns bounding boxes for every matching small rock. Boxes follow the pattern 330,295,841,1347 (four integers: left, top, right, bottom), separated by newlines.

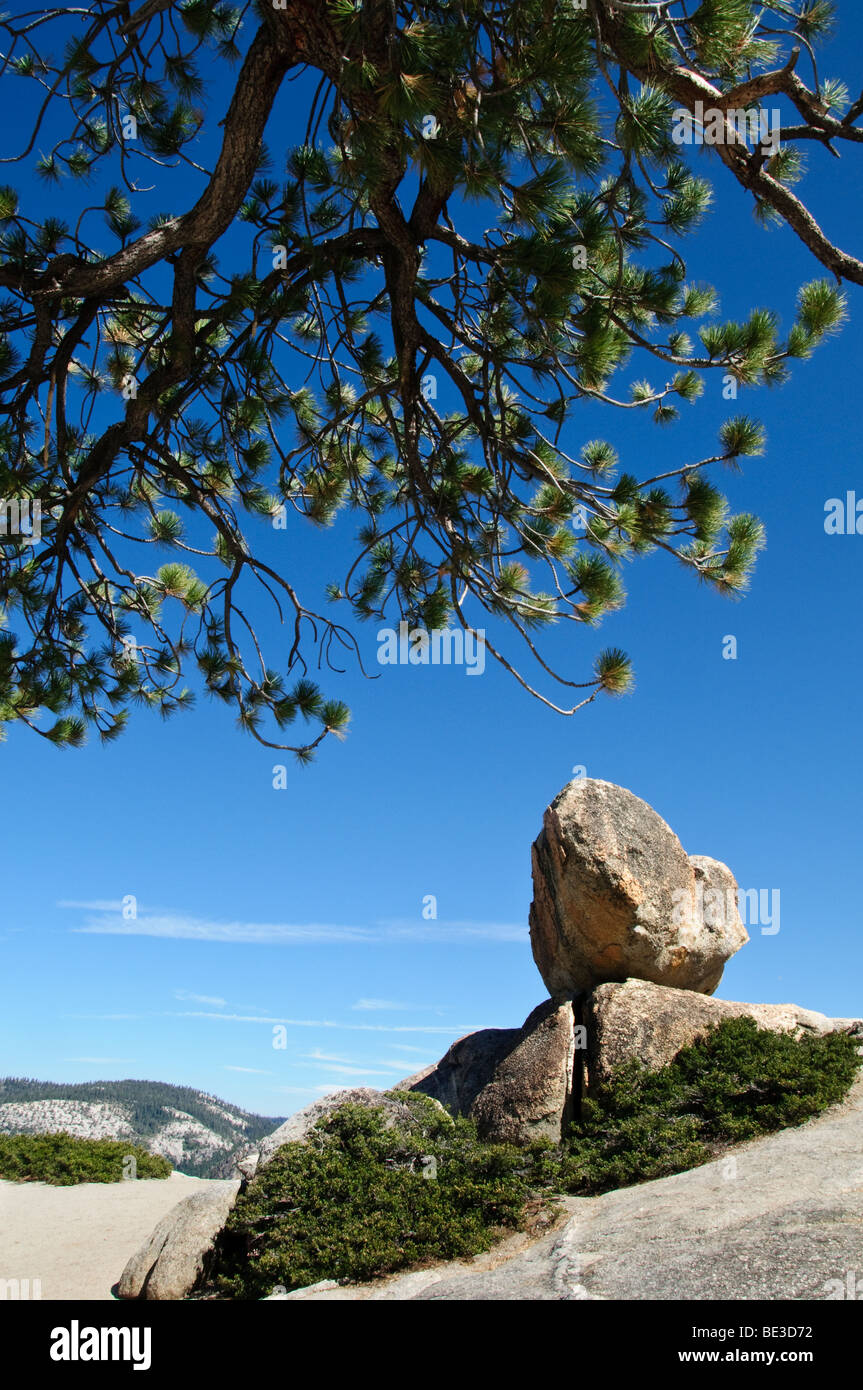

118,1182,239,1301
234,1151,259,1181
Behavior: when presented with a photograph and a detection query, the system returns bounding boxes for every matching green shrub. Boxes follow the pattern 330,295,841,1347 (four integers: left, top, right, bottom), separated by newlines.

558,1016,861,1194
0,1131,172,1184
211,1093,554,1299
208,1018,861,1298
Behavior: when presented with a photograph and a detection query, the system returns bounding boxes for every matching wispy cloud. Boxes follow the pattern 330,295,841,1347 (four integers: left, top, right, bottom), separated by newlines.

300,1049,408,1077
224,1065,273,1075
302,1050,416,1073
72,914,370,945
66,1013,150,1021
271,1083,353,1099
273,1085,326,1096
378,918,525,943
63,903,524,946
63,1056,135,1064
374,1058,430,1072
175,989,227,1007
309,1062,396,1077
173,1011,483,1035
58,899,129,912
351,998,412,1012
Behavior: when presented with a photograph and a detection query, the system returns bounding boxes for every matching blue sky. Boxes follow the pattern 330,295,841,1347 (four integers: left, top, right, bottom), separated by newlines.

1,4,861,1119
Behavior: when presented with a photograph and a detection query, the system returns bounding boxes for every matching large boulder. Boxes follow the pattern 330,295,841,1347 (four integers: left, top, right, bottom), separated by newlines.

258,1087,448,1167
398,1000,578,1145
529,778,748,998
118,1181,239,1300
583,978,863,1090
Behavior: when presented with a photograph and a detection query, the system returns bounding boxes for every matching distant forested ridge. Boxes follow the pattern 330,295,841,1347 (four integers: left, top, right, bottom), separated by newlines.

0,1077,284,1178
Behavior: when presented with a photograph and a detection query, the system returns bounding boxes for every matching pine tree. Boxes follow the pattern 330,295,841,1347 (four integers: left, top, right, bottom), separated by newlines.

0,1,856,753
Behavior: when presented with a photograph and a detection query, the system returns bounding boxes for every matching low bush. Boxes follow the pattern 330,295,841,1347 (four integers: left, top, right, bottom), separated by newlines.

0,1131,172,1184
212,1092,551,1299
557,1016,861,1193
208,1018,861,1298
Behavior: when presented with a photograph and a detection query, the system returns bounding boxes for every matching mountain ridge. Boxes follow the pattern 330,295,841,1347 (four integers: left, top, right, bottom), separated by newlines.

0,1077,284,1178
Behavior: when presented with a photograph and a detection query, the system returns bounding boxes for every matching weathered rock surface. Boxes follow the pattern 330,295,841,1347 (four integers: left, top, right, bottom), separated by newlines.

118,1181,239,1300
258,1087,447,1167
397,999,577,1144
529,778,748,998
272,1073,863,1300
583,978,863,1090
470,1001,576,1144
234,1151,259,1181
396,1031,517,1116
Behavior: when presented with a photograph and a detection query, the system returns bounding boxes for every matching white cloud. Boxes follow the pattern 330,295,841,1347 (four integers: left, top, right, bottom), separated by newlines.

175,989,227,1006
66,1013,149,1021
72,914,371,944
58,899,129,912
374,1059,429,1072
351,998,412,1011
172,1011,483,1035
62,1057,134,1064
298,1049,421,1077
224,1065,273,1075
377,918,526,943
308,1062,395,1077
298,1050,404,1077
66,906,524,946
271,1084,355,1098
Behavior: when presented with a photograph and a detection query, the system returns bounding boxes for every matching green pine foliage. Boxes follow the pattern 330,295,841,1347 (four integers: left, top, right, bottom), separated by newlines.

0,1132,171,1185
0,2,855,751
206,1019,861,1298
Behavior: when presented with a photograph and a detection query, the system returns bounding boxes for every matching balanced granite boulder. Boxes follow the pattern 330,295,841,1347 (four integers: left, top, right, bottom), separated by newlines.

582,978,863,1090
398,999,577,1145
529,778,748,998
